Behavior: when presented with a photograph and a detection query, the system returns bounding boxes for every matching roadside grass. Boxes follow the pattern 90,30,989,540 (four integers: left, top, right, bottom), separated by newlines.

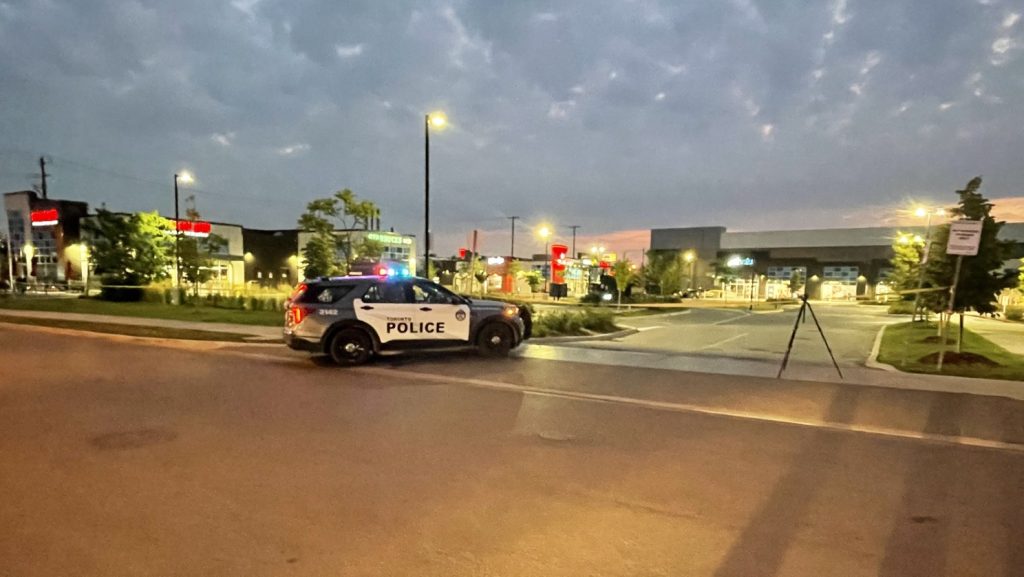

0,296,282,326
878,321,1024,381
0,315,251,342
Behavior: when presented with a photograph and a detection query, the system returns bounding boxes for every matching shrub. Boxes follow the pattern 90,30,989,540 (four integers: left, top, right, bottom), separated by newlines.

887,301,916,315
1007,306,1023,322
533,308,619,337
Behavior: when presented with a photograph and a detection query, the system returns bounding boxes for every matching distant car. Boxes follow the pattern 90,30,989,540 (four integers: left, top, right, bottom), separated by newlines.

283,274,529,365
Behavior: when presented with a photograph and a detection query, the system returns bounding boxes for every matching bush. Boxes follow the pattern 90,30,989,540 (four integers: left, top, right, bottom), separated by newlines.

533,308,619,337
888,301,917,315
1007,306,1023,322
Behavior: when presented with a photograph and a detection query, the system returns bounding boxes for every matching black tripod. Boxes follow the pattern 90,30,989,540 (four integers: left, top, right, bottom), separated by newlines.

777,294,844,380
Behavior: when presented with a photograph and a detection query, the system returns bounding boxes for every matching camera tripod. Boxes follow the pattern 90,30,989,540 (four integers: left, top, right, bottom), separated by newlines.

777,294,844,380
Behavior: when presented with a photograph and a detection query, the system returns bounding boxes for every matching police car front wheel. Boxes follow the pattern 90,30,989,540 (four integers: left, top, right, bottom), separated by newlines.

329,329,373,366
477,323,513,357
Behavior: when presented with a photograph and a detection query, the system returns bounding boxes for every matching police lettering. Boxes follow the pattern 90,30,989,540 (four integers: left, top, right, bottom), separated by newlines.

385,321,446,334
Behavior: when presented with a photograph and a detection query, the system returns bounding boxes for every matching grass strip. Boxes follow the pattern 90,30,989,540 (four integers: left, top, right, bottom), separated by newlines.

0,296,282,326
878,321,1024,381
0,315,251,342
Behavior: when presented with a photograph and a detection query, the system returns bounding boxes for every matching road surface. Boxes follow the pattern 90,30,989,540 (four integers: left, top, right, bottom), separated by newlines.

1,325,1023,577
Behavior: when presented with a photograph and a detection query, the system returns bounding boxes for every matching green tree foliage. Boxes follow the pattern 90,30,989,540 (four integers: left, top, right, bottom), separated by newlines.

611,259,636,293
888,236,924,298
788,269,805,295
178,198,228,296
644,250,683,295
922,177,1017,315
298,188,381,278
83,209,172,286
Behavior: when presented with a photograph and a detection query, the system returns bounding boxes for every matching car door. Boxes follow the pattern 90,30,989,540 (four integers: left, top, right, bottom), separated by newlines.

353,281,420,344
410,280,471,342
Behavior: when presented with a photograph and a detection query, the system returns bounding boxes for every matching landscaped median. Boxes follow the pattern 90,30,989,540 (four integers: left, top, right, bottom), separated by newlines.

0,314,252,342
876,321,1024,381
0,295,282,326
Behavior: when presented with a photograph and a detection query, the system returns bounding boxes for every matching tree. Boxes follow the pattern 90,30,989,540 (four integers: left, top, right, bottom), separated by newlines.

788,269,806,296
922,177,1017,317
644,250,684,295
298,189,381,278
178,197,228,296
83,209,172,299
888,235,923,298
612,259,636,295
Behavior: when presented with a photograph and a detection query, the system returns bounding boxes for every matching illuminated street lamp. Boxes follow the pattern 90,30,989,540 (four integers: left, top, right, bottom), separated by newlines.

174,171,194,299
910,206,948,321
424,110,448,277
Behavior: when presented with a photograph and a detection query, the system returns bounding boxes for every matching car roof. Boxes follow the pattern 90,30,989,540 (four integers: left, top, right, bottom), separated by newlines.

307,275,428,285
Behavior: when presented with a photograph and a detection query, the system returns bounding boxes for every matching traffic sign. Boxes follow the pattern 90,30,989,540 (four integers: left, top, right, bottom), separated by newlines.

946,220,983,256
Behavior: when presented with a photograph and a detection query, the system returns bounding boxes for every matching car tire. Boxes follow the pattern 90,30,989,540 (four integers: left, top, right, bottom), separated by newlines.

329,329,373,366
477,323,513,357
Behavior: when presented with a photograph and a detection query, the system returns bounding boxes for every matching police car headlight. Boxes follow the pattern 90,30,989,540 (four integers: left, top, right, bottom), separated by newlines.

503,305,519,317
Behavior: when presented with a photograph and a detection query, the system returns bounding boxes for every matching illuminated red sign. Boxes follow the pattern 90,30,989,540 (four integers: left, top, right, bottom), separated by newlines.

30,209,59,227
176,220,211,237
551,243,568,284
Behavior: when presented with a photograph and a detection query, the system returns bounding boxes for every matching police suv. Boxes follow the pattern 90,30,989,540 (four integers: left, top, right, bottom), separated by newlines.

284,275,530,365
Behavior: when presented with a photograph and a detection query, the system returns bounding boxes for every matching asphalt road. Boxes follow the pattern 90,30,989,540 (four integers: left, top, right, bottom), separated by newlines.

583,303,899,367
2,326,1023,577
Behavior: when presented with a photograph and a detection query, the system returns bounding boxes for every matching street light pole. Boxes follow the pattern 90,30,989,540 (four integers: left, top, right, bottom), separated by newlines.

424,114,430,278
507,215,519,258
911,208,944,322
174,173,181,296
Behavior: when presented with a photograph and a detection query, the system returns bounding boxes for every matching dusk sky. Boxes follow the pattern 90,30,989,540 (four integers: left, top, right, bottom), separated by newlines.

2,0,1023,257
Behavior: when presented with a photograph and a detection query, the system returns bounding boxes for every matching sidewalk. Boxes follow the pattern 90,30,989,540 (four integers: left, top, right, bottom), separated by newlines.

963,314,1024,355
520,343,1024,401
0,309,281,340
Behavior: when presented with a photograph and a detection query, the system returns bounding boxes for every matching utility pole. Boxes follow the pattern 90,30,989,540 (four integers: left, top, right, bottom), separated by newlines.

507,216,519,258
568,225,580,257
38,156,49,199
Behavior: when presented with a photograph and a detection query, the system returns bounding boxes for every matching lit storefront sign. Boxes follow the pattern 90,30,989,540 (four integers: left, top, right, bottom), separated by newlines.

367,232,412,245
551,244,568,284
30,209,59,227
175,220,212,238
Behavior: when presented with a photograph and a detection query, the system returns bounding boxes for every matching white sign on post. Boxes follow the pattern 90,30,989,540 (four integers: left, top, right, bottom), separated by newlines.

946,220,983,256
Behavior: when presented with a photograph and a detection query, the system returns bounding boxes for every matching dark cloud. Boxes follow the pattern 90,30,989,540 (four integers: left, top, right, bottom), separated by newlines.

1,0,1021,256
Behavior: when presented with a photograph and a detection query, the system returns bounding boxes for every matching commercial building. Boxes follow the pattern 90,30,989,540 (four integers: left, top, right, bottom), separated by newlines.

650,223,1024,300
4,190,89,285
4,189,415,292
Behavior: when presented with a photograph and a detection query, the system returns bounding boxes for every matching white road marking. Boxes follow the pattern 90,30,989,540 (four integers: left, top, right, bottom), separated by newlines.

634,325,666,332
351,366,1024,453
698,333,748,350
711,313,751,325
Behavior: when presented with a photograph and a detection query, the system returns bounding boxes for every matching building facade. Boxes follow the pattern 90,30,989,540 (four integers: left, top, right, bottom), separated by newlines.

651,223,1024,300
4,190,89,285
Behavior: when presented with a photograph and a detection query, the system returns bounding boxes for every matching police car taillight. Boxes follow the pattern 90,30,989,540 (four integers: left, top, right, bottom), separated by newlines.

288,283,308,303
287,305,314,326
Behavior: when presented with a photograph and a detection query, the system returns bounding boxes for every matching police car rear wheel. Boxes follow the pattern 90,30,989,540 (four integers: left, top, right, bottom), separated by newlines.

477,323,513,357
330,329,372,366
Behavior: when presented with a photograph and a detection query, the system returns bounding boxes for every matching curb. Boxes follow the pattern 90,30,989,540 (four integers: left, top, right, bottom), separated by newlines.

865,324,899,372
527,327,639,345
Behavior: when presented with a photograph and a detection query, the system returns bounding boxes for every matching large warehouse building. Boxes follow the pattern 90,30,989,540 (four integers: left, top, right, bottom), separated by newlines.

651,223,1024,300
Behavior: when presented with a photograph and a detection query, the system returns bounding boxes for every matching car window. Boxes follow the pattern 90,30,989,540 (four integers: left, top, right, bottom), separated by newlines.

362,282,411,304
299,285,353,304
412,281,456,304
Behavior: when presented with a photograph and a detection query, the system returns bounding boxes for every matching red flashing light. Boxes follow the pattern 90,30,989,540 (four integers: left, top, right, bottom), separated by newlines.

458,247,467,259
